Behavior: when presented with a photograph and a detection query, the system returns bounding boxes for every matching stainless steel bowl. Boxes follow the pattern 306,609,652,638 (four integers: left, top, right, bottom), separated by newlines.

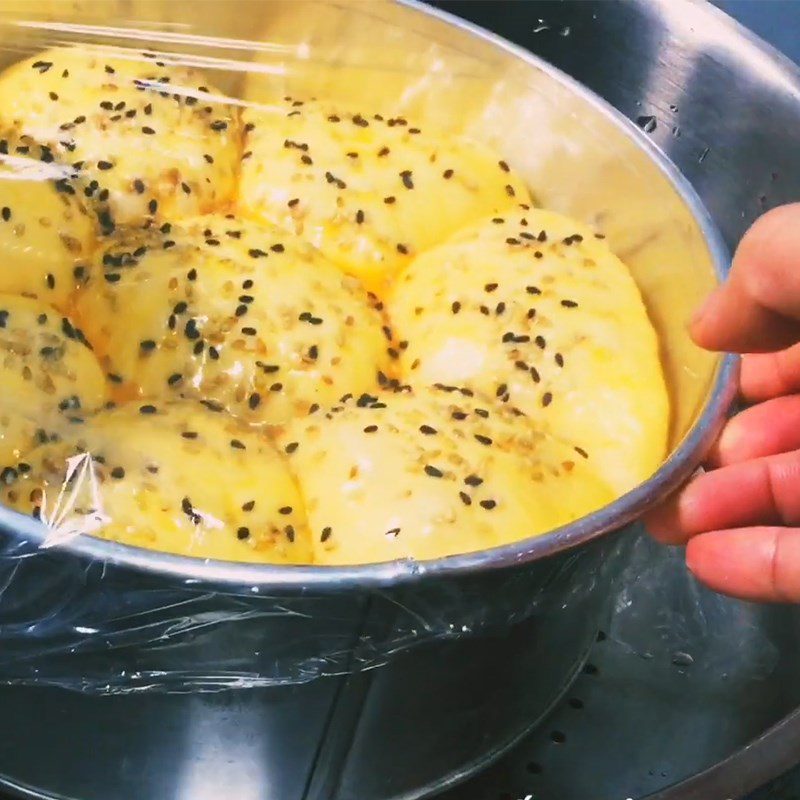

0,1,736,799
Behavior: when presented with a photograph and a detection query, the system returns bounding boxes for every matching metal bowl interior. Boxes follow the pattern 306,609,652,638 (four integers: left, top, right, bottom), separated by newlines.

0,0,737,589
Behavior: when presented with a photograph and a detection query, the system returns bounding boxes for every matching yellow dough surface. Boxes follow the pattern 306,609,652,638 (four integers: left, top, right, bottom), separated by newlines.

74,214,390,424
0,46,240,228
0,138,96,309
2,401,311,563
388,209,669,494
279,387,613,565
0,294,108,467
238,99,531,293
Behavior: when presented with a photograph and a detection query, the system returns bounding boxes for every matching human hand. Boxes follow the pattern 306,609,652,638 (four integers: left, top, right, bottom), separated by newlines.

645,203,800,602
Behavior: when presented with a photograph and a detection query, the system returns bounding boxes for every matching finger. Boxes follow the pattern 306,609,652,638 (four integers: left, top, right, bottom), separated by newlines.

643,449,800,545
740,346,800,401
707,395,800,467
686,527,800,603
691,204,800,353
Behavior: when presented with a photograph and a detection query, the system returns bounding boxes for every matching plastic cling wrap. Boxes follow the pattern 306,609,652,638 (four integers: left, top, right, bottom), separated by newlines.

0,0,723,694
0,525,628,693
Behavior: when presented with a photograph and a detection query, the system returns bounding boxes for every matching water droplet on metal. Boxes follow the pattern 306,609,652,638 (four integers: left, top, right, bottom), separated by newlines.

533,19,550,33
672,126,681,138
671,651,694,667
698,147,710,164
669,103,679,113
636,115,657,133
560,26,571,37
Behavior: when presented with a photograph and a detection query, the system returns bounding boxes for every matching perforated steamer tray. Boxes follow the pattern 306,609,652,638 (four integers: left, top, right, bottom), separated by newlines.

0,2,799,800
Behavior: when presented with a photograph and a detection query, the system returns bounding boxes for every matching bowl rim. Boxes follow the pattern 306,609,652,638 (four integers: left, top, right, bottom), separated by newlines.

0,0,738,591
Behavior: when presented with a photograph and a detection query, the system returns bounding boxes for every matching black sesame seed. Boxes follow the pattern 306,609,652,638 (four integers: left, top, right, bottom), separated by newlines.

230,439,246,450
284,441,299,454
419,425,437,435
425,465,444,478
97,160,113,170
498,160,510,172
236,526,250,540
400,170,414,189
480,499,497,510
383,196,396,205
442,169,454,179
320,527,332,542
1,207,10,222
542,392,553,407
248,393,261,410
139,404,157,414
181,431,198,440
242,500,255,511
459,491,472,506
355,209,365,224
139,339,157,352
575,446,589,458
561,299,579,308
142,126,155,135
474,434,493,446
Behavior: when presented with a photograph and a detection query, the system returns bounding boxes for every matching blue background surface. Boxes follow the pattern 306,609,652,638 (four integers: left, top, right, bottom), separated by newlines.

714,0,800,66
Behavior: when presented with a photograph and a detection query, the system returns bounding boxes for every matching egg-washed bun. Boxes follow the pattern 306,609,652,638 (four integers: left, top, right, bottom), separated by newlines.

1,401,311,563
0,294,108,467
0,46,240,229
74,214,390,424
0,135,95,309
237,99,531,294
388,209,669,494
278,388,613,565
